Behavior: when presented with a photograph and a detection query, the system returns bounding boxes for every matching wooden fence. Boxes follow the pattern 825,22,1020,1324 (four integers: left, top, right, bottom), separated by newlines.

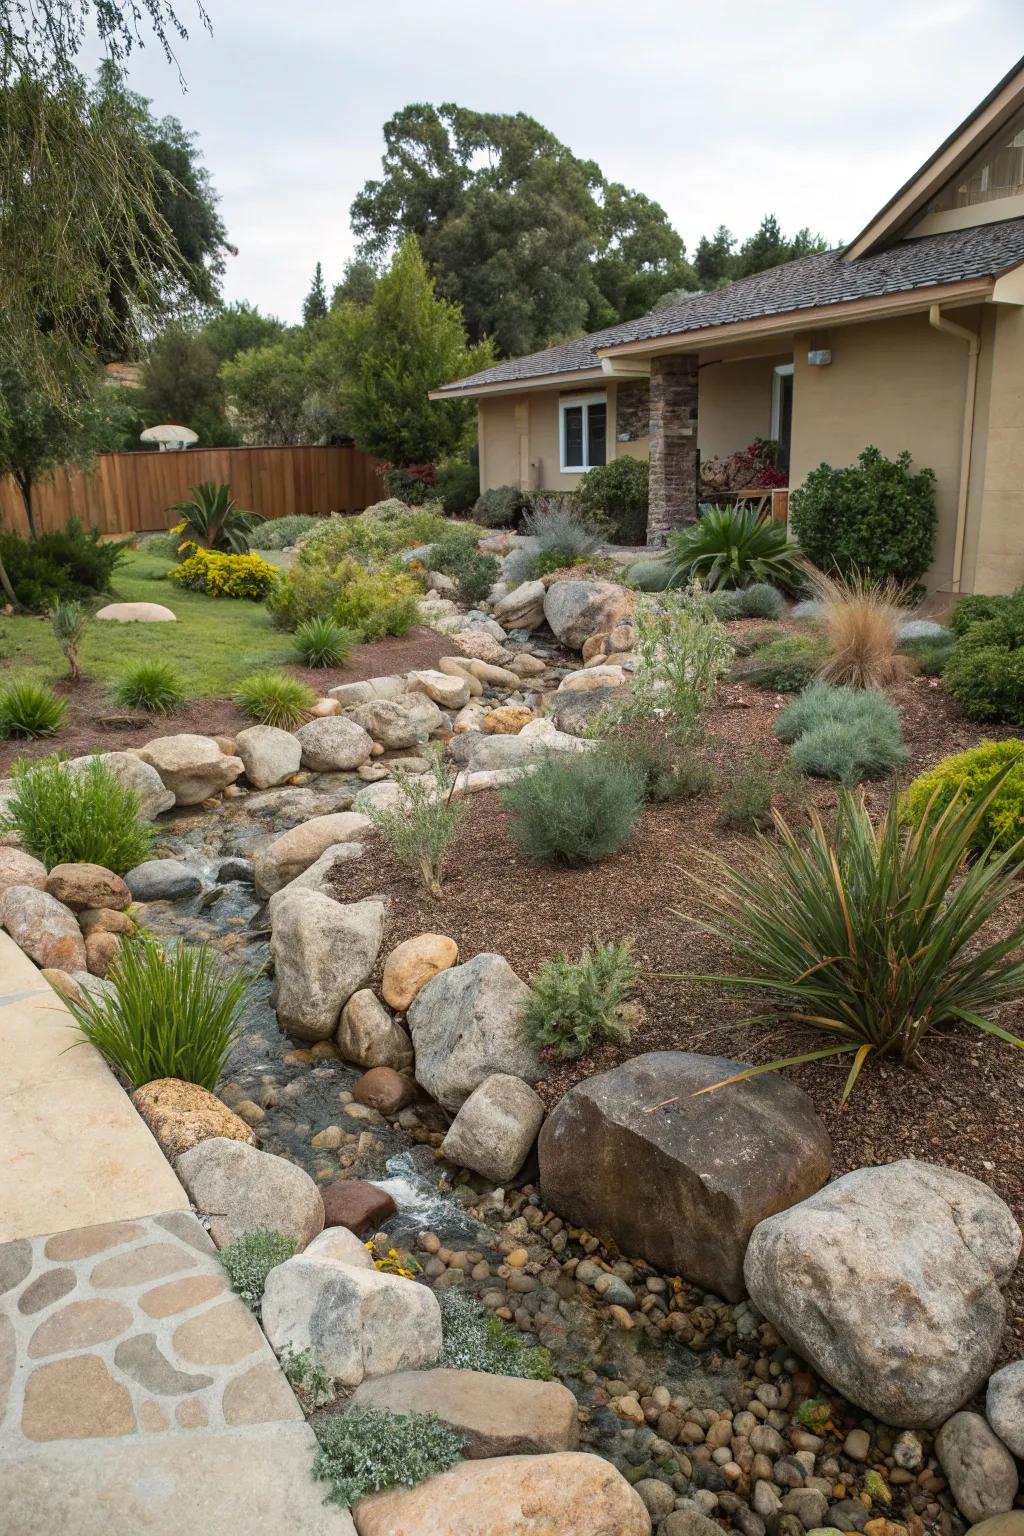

0,443,383,538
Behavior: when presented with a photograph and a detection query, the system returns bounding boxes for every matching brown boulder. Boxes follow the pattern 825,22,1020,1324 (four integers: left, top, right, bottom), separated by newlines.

0,847,47,897
538,1051,831,1302
78,907,135,936
351,1368,579,1457
46,862,131,912
0,885,87,972
41,968,84,1005
321,1179,397,1235
131,1078,257,1161
85,929,121,977
353,1066,416,1115
380,932,459,1011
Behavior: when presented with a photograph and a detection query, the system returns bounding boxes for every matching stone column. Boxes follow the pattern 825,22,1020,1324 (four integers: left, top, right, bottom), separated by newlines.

647,353,699,547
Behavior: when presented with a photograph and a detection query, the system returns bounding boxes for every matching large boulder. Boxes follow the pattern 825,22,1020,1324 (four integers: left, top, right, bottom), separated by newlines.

493,579,546,631
254,811,370,897
95,601,176,622
271,890,385,1041
538,1052,831,1302
66,751,175,820
137,734,244,805
234,725,302,789
441,1074,545,1183
347,699,427,750
744,1160,1022,1427
987,1360,1024,1457
406,953,541,1112
462,719,591,773
543,579,635,651
131,1078,257,1160
45,862,130,912
265,843,365,913
351,1453,651,1536
351,1368,578,1457
175,1136,324,1250
0,884,87,972
381,933,459,1011
935,1411,1019,1523
294,716,374,772
261,1250,441,1386
124,858,202,902
336,990,413,1070
406,668,471,709
0,848,47,897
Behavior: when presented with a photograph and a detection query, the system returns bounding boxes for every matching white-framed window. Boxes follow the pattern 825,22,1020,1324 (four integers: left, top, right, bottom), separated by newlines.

559,393,607,472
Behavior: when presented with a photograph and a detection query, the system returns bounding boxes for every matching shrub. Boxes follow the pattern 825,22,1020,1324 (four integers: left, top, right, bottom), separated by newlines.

0,755,153,871
65,936,252,1089
434,459,480,514
280,1349,334,1409
299,505,453,567
51,599,88,679
522,500,602,563
112,659,186,715
0,519,127,611
625,558,673,592
235,670,316,728
331,563,421,640
811,570,909,689
600,731,716,802
219,1230,297,1312
523,939,637,1060
668,502,806,593
0,679,66,738
473,484,532,528
248,514,320,550
313,1409,464,1509
949,591,1019,638
776,682,907,784
707,583,785,621
739,634,829,692
137,530,181,559
502,751,645,866
901,635,953,676
437,1290,555,1379
431,541,499,605
577,457,649,544
944,615,1024,724
364,752,465,895
170,481,264,554
774,681,902,743
718,754,799,832
625,589,734,734
169,547,279,600
684,773,1024,1100
902,740,1024,856
384,464,438,505
294,616,357,669
789,446,937,583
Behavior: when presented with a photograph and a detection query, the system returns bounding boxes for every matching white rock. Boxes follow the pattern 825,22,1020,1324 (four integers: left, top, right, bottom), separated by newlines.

266,843,365,915
441,1074,546,1182
328,675,409,706
303,1227,375,1268
406,668,471,709
493,580,546,631
294,717,374,772
175,1137,324,1250
271,890,386,1041
543,579,635,651
95,601,176,622
235,725,302,790
254,812,371,897
137,734,244,806
407,952,542,1112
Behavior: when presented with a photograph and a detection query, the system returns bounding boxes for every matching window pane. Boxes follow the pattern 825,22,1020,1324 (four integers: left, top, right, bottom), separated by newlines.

587,402,607,467
563,405,584,467
928,102,1024,211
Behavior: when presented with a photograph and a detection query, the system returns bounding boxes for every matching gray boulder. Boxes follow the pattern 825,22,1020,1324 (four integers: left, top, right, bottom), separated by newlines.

254,811,370,897
441,1074,545,1182
542,579,634,651
538,1052,831,1303
271,890,385,1040
935,1411,1019,1523
347,699,427,750
137,733,244,805
987,1359,1024,1457
265,843,365,915
294,716,374,772
175,1136,324,1250
493,579,546,631
407,952,541,1112
744,1160,1022,1427
234,725,302,789
125,858,203,903
0,884,87,972
0,848,47,897
337,989,413,1070
351,1368,578,1457
66,751,175,820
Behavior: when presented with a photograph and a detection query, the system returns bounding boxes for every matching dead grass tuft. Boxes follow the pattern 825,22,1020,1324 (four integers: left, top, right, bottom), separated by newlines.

812,569,913,690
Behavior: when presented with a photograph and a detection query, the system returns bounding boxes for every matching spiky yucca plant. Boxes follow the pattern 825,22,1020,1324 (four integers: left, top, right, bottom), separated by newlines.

668,501,805,593
171,482,264,555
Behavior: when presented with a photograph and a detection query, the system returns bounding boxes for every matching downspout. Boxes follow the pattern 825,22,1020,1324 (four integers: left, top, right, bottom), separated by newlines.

928,304,980,594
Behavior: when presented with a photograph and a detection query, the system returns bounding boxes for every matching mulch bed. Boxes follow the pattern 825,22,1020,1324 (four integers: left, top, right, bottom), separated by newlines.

0,627,450,775
330,669,1024,1362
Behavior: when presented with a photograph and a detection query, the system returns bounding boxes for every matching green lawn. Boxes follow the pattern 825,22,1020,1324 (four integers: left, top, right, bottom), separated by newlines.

0,550,300,697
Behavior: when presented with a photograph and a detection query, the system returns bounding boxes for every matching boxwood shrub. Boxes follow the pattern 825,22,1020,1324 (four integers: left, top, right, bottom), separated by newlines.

902,740,1024,857
789,446,936,583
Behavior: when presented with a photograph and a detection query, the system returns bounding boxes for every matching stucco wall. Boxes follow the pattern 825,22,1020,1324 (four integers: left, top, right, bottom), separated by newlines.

699,355,787,460
961,303,1024,595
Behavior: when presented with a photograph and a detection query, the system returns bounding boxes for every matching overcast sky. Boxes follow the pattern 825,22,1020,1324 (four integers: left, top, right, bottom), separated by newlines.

87,0,1023,324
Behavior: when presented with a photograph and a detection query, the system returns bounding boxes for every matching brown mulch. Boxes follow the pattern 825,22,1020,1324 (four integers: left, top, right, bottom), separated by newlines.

330,669,1024,1361
0,627,450,774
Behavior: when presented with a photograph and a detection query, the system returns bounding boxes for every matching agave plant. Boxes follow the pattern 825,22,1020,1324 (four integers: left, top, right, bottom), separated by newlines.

667,501,805,593
673,766,1024,1101
171,482,264,555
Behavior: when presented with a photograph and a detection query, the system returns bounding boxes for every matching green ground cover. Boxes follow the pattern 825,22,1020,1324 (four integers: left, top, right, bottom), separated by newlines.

0,551,299,697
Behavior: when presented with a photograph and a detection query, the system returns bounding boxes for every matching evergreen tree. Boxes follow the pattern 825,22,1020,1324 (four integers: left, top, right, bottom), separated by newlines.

303,262,329,325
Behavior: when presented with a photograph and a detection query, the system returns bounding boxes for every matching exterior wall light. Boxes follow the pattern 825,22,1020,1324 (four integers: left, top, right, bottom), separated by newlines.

807,349,832,366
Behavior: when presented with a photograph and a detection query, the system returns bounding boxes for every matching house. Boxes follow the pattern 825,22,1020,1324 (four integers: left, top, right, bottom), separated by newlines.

432,57,1024,596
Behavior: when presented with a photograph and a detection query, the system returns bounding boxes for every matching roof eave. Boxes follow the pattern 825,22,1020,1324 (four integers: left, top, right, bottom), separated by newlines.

429,366,607,402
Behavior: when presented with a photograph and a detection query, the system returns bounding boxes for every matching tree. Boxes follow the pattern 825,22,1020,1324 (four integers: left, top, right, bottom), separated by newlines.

221,329,345,445
0,356,110,540
332,258,378,309
351,103,688,355
319,235,493,466
303,262,329,325
694,226,736,288
138,324,236,446
201,302,285,363
693,218,829,289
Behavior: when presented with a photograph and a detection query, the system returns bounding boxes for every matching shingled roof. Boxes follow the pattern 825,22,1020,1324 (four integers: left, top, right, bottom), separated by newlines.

434,217,1024,396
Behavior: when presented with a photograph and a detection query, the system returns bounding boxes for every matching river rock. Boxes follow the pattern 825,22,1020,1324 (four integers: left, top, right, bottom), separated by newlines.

935,1411,1019,1523
352,1066,416,1115
321,1180,398,1235
131,1078,257,1160
124,858,203,902
261,1250,441,1386
407,952,542,1112
45,862,130,912
493,580,546,631
543,579,635,651
336,990,413,1070
303,1226,376,1268
441,1074,545,1182
84,929,120,976
448,629,509,665
381,933,459,1011
463,720,591,772
351,1452,651,1536
329,675,409,706
987,1360,1024,1457
295,716,374,772
271,891,385,1040
234,725,302,789
744,1160,1022,1427
406,668,471,709
347,699,427,750
964,1518,1024,1536
351,1368,579,1457
137,734,244,805
66,752,176,820
0,848,46,896
539,1051,831,1303
95,601,176,622
254,811,371,896
0,884,87,971
551,686,624,737
176,1136,324,1250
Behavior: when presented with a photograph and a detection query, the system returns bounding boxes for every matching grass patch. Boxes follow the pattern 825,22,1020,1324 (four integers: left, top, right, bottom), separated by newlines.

0,679,66,738
0,755,153,871
112,659,186,715
502,751,646,866
234,670,316,729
